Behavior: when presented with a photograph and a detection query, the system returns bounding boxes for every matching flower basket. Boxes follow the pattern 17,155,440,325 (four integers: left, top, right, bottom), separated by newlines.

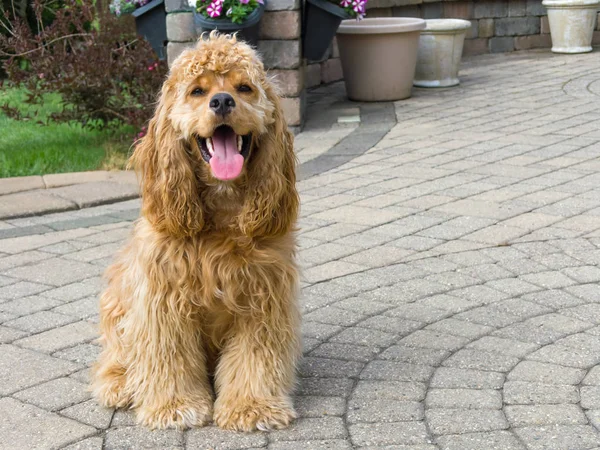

113,0,167,59
303,0,350,61
193,0,265,47
194,5,265,47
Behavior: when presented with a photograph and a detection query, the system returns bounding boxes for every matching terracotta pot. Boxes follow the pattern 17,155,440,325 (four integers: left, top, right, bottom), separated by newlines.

542,0,600,53
414,19,472,88
336,18,426,102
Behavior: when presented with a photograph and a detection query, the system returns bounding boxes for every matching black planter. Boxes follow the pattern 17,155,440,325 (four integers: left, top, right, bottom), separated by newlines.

132,0,167,60
194,5,265,48
303,0,349,61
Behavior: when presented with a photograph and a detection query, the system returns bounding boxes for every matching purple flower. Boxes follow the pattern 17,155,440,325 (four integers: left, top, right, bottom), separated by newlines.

239,0,249,4
207,1,222,16
352,0,365,12
340,0,351,6
257,0,264,4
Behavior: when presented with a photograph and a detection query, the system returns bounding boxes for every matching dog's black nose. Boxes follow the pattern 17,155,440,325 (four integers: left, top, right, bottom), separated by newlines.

209,93,236,116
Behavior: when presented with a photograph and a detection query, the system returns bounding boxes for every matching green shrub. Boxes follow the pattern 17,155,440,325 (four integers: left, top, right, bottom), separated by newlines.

0,0,167,132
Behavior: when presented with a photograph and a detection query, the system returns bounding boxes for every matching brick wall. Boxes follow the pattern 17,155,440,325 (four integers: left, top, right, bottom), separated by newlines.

164,0,304,129
377,0,553,54
309,0,600,88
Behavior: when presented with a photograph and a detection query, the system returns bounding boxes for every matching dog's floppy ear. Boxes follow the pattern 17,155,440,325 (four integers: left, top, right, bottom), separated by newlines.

130,84,204,237
238,86,299,238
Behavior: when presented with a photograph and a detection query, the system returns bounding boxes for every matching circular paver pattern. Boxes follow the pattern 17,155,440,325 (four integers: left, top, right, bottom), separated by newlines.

300,240,600,449
563,71,600,98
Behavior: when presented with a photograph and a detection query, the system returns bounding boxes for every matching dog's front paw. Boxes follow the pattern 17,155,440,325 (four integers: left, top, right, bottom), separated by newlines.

92,369,131,409
136,395,213,430
214,397,297,431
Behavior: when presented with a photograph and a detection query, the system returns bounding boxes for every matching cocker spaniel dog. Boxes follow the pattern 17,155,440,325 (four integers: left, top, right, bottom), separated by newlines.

92,33,300,432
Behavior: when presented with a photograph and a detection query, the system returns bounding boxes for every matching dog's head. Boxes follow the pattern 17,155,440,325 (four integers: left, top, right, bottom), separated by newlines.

132,33,298,238
168,33,275,181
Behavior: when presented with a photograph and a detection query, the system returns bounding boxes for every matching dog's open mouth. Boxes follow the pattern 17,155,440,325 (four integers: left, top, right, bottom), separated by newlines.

196,125,252,181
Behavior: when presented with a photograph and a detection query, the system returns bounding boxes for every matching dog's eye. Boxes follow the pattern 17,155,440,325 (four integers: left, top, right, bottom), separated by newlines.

237,84,252,93
190,88,205,96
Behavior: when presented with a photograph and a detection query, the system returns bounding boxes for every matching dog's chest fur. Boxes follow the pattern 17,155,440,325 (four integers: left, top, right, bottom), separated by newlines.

132,218,294,309
201,182,245,230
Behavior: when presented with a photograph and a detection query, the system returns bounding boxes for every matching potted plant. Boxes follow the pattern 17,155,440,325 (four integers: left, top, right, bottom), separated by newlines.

303,0,365,61
110,0,167,60
193,0,266,47
336,17,425,101
542,0,600,53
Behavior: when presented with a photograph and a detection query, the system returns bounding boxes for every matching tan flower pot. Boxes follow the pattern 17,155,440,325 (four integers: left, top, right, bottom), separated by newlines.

542,0,600,53
336,18,426,102
414,19,472,88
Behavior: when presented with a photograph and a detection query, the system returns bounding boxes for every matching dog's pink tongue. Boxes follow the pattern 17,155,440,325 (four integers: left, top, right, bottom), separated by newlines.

209,127,244,180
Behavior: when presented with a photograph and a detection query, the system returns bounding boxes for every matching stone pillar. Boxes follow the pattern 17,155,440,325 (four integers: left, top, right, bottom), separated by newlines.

165,0,196,66
259,2,305,130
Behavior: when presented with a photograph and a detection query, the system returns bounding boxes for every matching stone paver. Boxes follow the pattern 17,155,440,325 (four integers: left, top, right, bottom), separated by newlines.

0,191,77,220
2,49,600,448
13,377,90,411
0,398,96,449
0,345,81,395
104,427,183,449
0,171,138,220
0,175,45,195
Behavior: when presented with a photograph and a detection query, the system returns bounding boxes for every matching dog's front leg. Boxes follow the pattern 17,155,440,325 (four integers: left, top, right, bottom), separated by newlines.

213,291,301,431
124,290,214,430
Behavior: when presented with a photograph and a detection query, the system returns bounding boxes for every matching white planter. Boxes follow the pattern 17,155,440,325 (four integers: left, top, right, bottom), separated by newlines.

542,0,600,53
414,19,472,88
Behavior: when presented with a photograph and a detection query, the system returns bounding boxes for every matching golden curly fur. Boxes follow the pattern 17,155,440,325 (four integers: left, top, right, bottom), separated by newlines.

91,33,301,432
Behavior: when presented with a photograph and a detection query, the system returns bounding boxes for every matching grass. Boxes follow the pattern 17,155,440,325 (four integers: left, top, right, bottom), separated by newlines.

0,87,135,178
